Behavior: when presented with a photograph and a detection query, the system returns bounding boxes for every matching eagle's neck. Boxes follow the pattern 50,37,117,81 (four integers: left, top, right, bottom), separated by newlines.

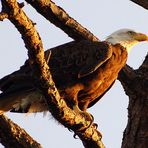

106,37,138,53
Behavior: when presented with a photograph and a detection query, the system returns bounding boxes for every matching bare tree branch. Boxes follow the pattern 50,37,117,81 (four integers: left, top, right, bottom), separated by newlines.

139,53,148,71
0,114,41,148
25,0,99,42
119,53,148,96
1,0,104,147
130,0,148,9
118,65,136,96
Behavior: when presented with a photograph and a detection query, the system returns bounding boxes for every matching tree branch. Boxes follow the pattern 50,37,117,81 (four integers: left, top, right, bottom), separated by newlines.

138,53,148,72
118,65,136,96
0,114,41,148
130,0,148,10
119,53,148,97
1,0,104,147
25,0,99,42
0,12,8,21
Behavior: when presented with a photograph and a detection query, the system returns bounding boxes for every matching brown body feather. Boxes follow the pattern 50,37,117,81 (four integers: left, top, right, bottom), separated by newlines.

0,40,127,113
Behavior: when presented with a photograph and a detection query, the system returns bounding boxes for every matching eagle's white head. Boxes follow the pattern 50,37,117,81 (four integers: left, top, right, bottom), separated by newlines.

106,29,148,53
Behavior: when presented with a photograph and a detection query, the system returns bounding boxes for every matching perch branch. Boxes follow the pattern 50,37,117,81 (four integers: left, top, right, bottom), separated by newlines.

25,0,99,42
0,12,8,21
1,0,104,147
0,114,41,148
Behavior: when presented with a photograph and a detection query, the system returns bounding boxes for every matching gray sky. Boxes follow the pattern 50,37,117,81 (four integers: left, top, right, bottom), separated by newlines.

0,0,148,148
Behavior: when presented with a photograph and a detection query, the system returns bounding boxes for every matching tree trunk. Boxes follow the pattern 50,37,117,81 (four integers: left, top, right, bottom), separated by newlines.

119,57,148,148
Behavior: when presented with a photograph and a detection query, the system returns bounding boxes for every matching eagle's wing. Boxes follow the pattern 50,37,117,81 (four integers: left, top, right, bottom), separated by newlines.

0,40,112,113
0,40,112,91
77,41,112,78
48,40,112,84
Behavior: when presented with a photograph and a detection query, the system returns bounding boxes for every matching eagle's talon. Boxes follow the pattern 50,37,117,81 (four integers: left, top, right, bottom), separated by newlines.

73,105,93,122
86,113,94,129
73,133,79,139
68,128,73,132
82,111,93,121
77,111,94,131
93,123,98,129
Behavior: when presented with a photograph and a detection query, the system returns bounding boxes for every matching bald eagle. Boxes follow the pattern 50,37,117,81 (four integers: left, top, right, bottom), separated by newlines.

0,29,147,114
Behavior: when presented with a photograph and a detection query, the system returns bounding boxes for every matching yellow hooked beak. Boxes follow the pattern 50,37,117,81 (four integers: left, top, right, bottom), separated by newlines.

133,33,148,42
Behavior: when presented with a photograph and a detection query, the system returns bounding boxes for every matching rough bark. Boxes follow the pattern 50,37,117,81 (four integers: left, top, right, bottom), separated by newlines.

118,56,148,148
119,2,148,148
0,115,41,148
25,0,99,42
131,0,148,9
0,12,8,20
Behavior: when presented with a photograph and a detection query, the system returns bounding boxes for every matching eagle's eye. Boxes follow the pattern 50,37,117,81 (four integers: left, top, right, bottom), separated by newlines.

127,31,135,35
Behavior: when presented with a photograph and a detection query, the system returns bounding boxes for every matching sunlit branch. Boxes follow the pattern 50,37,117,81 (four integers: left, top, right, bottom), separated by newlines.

0,12,8,21
25,0,99,42
0,114,41,147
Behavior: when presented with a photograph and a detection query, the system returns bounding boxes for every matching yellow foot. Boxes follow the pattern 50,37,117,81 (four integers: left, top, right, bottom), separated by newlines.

79,111,94,123
72,106,97,138
73,105,94,127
